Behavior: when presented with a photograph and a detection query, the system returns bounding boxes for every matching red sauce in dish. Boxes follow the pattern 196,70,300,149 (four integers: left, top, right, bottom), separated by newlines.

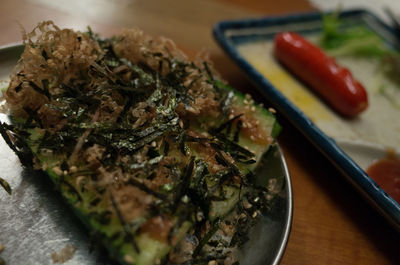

366,155,400,203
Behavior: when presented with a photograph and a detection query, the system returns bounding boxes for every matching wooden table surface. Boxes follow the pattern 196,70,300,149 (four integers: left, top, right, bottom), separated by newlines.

1,0,400,264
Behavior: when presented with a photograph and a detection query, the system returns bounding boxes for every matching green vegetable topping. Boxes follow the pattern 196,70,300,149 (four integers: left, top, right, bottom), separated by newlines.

0,21,281,265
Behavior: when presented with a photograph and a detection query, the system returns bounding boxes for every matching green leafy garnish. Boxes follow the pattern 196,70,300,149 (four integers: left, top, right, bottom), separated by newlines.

320,12,388,58
320,11,400,104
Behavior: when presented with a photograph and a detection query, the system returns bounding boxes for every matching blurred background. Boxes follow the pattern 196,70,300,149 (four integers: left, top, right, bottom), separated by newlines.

0,0,314,48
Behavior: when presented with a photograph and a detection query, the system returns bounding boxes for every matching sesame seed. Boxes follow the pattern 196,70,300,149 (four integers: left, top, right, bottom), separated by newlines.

268,107,276,113
41,148,53,155
187,106,196,113
243,200,252,209
250,135,255,141
151,141,157,147
179,120,184,128
201,132,209,137
252,211,258,218
245,93,251,99
228,114,234,120
181,195,190,203
208,261,217,265
251,106,256,112
196,211,204,222
52,166,63,176
124,255,135,264
69,166,77,173
243,99,249,105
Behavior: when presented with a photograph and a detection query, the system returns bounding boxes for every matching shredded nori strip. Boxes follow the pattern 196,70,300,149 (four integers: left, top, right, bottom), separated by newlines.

110,194,140,253
60,180,83,202
212,133,255,158
0,177,12,195
193,218,221,257
0,123,34,165
127,177,167,200
233,119,242,143
210,114,242,135
14,83,22,93
172,156,195,211
28,81,51,100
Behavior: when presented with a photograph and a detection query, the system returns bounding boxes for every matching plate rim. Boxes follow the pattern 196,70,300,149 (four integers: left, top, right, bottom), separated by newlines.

271,144,293,265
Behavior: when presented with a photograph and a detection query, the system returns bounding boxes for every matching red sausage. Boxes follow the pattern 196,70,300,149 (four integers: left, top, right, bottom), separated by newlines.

274,32,368,117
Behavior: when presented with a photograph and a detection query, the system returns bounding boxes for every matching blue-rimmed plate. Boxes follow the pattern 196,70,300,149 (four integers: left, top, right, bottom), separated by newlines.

213,9,400,230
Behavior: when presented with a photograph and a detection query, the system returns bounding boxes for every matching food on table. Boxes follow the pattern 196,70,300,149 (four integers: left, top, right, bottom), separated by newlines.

320,12,400,108
367,152,400,204
237,11,400,152
0,21,281,265
274,31,368,117
320,13,400,204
